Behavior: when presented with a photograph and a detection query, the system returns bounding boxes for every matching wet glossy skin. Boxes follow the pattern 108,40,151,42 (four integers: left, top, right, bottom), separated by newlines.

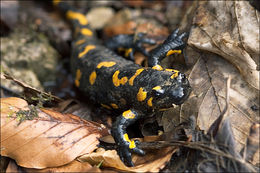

54,0,191,167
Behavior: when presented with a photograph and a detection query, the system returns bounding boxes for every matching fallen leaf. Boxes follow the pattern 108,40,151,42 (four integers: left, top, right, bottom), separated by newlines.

23,160,100,173
188,1,260,89
180,52,259,153
78,147,176,172
1,97,109,169
6,159,101,173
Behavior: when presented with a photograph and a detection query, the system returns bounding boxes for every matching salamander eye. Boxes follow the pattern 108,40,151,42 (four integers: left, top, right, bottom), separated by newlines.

152,86,165,97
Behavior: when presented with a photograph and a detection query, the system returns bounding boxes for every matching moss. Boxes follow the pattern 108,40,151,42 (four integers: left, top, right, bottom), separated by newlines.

15,105,38,125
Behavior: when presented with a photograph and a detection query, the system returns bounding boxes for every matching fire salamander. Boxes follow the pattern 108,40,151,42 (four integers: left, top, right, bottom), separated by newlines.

53,0,191,167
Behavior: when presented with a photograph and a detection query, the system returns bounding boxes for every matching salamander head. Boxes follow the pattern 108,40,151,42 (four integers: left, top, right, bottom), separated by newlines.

150,72,191,109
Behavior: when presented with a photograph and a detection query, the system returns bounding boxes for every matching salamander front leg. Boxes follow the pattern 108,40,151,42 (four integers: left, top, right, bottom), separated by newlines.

148,29,187,68
111,109,145,167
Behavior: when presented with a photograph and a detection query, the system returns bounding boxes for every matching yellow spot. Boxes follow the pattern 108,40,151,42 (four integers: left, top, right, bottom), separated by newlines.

78,45,96,58
164,68,179,79
166,50,182,56
152,65,163,71
110,103,119,109
112,70,128,87
75,39,85,45
118,47,125,52
97,61,116,68
89,71,97,85
129,68,144,86
53,0,61,6
66,11,88,25
170,70,180,79
122,110,136,119
121,77,128,85
124,48,132,57
75,69,82,87
101,104,112,110
123,133,136,149
80,28,93,36
147,97,153,107
152,86,161,91
137,87,147,101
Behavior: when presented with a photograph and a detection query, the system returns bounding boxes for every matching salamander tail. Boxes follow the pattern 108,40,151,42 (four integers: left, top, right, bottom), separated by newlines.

53,0,94,39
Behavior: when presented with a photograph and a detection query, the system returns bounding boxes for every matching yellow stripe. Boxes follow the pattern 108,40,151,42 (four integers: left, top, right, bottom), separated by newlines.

147,97,153,107
53,0,61,6
101,104,111,110
122,110,136,119
112,70,128,87
152,65,163,71
66,10,88,25
137,87,147,102
124,48,132,57
123,133,136,149
75,39,86,45
152,86,161,91
80,28,93,36
166,50,182,56
110,103,119,109
89,71,97,85
170,70,179,79
75,69,82,87
112,71,120,87
78,45,96,58
129,68,144,86
97,61,116,68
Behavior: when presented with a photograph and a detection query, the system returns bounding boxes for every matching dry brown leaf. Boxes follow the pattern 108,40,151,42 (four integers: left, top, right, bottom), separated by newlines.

180,52,259,158
1,97,109,169
6,159,101,173
188,1,259,89
78,147,176,172
23,160,100,173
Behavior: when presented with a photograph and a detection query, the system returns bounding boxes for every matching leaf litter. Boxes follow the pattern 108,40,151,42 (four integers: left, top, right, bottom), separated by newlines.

0,97,109,169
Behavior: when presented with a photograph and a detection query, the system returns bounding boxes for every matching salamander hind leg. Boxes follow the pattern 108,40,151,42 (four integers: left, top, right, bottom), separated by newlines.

111,109,145,167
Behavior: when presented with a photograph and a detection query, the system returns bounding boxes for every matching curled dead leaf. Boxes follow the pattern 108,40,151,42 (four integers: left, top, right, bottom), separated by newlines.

1,97,109,169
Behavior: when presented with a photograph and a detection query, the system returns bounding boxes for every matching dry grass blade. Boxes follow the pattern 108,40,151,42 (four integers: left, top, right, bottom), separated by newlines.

1,97,109,169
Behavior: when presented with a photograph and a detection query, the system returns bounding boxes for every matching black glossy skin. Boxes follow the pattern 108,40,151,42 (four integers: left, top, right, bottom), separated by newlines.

105,33,156,60
54,1,191,167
